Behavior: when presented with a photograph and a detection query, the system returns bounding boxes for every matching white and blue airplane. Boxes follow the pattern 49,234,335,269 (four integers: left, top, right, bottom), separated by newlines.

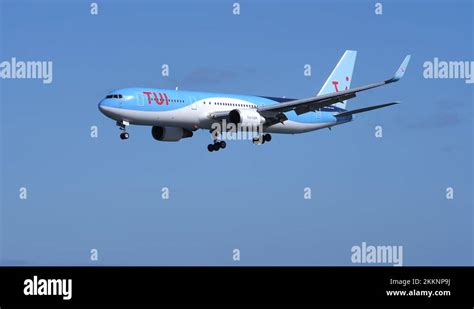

98,50,410,152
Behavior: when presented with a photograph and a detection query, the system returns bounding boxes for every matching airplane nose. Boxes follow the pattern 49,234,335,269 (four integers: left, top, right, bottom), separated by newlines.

98,100,105,113
98,98,120,120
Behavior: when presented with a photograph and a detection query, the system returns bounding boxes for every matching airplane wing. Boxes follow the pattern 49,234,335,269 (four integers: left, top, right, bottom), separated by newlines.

258,55,410,119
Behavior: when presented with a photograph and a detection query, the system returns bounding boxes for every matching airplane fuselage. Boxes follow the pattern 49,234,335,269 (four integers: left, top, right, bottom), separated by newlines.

98,87,352,134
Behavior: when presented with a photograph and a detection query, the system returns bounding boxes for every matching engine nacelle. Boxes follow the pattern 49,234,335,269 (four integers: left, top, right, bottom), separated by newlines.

151,126,193,142
228,109,265,127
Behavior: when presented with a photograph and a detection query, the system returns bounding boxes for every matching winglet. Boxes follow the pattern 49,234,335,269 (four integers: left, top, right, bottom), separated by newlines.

386,55,411,83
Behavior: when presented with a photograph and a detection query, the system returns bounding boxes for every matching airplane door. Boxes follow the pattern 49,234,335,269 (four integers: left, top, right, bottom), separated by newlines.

136,93,145,106
189,96,197,110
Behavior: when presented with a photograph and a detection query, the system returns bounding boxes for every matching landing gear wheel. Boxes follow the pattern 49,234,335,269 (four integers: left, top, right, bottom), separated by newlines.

120,132,129,140
208,140,226,152
264,133,272,142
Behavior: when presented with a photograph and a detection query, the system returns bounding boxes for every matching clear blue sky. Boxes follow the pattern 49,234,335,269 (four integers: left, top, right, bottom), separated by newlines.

1,0,472,266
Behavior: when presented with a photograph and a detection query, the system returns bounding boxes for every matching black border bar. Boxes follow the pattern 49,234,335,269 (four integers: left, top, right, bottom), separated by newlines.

0,267,472,305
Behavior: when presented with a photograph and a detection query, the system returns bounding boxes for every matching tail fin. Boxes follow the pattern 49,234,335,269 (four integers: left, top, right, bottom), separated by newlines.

317,50,357,110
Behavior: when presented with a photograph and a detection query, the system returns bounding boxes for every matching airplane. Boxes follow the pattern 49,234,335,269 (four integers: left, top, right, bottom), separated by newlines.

98,50,410,152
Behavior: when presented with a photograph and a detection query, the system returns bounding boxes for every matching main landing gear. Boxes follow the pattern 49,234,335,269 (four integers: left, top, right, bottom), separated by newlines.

207,140,226,152
207,128,227,152
252,133,272,145
117,120,130,140
207,133,272,152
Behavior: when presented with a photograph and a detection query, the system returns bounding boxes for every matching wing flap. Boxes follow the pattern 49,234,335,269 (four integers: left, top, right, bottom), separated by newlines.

293,93,356,115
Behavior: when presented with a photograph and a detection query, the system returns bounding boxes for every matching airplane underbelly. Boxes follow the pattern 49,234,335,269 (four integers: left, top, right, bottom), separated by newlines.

151,108,200,129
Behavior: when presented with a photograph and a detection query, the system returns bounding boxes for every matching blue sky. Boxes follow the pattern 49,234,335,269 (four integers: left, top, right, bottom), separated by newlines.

0,0,472,265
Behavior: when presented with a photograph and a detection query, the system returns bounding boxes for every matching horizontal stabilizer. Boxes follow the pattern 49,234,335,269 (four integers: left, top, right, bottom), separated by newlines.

334,102,399,117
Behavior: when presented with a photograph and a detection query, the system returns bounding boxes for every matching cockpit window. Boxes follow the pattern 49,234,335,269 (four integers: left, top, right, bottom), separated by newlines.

105,94,123,99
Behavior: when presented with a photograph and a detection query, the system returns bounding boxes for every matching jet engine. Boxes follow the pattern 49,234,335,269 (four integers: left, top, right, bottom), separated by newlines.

228,109,266,127
151,126,193,142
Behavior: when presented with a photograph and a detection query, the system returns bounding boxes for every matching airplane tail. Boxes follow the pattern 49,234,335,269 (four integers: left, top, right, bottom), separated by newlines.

317,50,357,110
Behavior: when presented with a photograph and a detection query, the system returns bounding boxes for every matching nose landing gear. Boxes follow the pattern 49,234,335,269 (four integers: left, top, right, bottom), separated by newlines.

117,120,130,140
